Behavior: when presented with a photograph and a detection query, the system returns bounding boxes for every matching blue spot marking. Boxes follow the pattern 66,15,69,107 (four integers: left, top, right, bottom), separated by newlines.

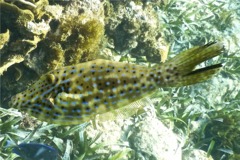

112,87,117,92
71,109,81,113
99,89,104,93
76,94,83,98
133,83,138,87
71,69,77,73
120,92,125,96
60,86,65,91
92,77,96,81
93,83,97,88
117,80,121,84
53,112,60,117
44,106,52,111
88,91,93,95
106,81,110,86
77,85,83,91
32,108,41,113
60,101,69,106
98,76,103,80
86,108,91,112
108,94,115,99
71,101,77,106
66,115,74,119
82,101,88,105
61,79,70,83
112,101,117,104
94,97,100,101
77,73,82,77
85,77,90,82
33,104,42,108
61,108,68,113
104,101,108,105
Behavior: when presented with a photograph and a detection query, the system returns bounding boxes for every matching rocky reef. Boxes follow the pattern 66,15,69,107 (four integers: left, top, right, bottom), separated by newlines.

104,0,169,63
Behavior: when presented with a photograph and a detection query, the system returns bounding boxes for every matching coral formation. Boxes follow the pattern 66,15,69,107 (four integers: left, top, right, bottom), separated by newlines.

104,1,169,63
0,29,10,49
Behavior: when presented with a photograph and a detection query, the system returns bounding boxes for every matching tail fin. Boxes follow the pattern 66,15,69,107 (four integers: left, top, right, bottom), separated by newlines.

162,42,224,87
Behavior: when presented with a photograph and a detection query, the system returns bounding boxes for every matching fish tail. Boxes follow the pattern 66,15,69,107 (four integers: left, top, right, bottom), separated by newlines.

160,42,224,87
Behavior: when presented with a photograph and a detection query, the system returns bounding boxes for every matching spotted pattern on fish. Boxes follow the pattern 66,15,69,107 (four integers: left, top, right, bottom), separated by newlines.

9,42,224,125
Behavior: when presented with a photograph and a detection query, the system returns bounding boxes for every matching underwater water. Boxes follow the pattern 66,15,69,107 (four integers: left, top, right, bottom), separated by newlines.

0,0,240,160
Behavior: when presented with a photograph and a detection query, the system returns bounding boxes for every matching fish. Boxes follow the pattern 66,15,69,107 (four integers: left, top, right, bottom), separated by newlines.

12,143,58,160
8,42,224,125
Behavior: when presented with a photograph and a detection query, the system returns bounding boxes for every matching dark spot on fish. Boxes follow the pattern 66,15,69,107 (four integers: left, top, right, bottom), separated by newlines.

150,73,154,77
86,107,91,112
95,96,100,100
94,103,98,108
106,69,110,73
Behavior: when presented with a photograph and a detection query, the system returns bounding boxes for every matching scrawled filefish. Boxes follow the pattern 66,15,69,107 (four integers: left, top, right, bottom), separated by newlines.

9,42,224,125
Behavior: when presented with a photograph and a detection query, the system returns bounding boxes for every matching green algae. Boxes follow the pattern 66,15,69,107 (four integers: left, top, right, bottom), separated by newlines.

50,14,104,65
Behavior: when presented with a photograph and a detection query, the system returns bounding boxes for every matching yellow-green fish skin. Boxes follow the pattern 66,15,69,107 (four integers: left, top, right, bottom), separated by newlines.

9,42,224,125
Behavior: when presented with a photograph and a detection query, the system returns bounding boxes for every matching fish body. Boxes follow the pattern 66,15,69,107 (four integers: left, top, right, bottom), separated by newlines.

9,42,224,125
12,143,58,160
